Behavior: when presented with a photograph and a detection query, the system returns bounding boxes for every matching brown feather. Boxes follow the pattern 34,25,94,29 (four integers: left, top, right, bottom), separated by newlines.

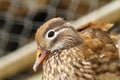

34,18,120,80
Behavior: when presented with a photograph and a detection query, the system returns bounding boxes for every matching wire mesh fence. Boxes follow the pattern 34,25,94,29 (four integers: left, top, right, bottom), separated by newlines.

0,0,111,57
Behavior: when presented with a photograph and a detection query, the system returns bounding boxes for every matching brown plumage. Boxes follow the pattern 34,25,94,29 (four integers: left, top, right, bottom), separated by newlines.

33,18,120,80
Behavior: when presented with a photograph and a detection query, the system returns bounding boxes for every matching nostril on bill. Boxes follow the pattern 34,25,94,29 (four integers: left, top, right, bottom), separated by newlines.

39,54,41,57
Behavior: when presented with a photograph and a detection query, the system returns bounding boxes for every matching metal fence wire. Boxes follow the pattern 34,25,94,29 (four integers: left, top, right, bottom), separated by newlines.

0,0,111,57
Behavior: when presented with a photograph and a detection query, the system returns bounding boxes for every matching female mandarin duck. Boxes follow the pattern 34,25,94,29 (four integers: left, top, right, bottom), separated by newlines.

33,18,120,80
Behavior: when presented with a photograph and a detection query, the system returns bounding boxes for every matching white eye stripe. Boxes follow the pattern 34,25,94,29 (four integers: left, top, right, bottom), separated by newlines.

45,28,69,40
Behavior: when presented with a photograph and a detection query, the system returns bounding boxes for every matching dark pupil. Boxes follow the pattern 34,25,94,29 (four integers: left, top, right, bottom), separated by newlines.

48,31,55,37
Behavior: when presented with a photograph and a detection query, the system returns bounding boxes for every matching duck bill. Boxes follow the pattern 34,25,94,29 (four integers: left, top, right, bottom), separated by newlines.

33,48,50,72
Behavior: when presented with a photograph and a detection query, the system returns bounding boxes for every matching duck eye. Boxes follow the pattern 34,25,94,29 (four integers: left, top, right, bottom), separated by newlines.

48,31,55,37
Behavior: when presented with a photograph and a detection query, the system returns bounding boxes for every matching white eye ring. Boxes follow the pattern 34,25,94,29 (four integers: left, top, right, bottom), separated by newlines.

46,30,56,40
47,30,55,38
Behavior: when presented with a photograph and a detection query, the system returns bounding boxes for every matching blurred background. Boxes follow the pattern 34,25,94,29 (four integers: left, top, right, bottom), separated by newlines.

0,0,120,80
